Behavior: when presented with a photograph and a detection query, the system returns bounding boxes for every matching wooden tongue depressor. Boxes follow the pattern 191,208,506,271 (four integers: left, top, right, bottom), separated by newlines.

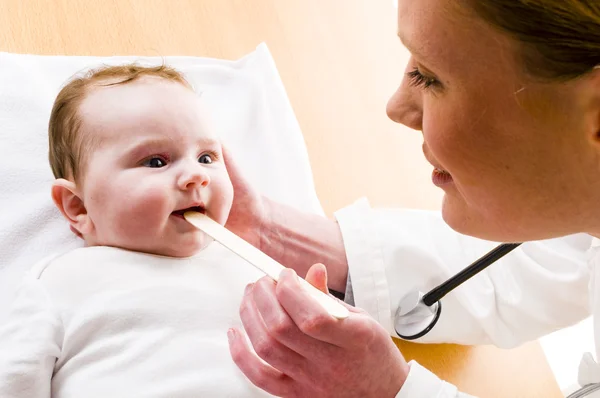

184,211,349,319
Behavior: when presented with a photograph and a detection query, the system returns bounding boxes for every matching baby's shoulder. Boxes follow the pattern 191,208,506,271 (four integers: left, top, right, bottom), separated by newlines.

35,246,132,278
31,246,166,306
34,246,157,292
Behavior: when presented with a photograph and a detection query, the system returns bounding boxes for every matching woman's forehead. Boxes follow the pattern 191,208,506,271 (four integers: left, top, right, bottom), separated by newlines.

396,0,521,76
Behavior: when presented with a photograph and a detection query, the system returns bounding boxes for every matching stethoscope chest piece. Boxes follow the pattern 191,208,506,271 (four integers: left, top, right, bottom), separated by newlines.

394,243,521,340
394,289,442,341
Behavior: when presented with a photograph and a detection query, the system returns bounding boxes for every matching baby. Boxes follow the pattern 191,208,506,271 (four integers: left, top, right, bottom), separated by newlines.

0,65,271,397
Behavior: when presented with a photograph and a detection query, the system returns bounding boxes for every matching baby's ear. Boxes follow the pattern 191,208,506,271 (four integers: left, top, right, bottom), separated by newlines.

51,179,92,239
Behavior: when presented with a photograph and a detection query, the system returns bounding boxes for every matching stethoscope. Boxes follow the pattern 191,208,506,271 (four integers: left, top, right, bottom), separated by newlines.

393,242,600,397
394,243,600,398
394,242,521,340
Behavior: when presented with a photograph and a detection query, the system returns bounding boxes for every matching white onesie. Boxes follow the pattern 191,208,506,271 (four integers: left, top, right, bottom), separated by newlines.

0,244,273,397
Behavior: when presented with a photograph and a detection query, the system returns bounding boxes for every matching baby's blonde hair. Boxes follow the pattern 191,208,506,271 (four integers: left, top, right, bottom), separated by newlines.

48,64,192,181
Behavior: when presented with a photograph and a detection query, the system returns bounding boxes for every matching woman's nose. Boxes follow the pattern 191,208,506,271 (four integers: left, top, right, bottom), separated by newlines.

178,168,210,190
386,66,423,131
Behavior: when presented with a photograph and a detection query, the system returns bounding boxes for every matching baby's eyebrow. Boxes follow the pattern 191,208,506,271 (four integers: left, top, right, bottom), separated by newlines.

197,137,219,147
123,137,219,159
124,138,171,159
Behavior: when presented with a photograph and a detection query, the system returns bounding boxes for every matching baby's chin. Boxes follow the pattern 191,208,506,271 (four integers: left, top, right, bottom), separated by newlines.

164,233,214,258
117,232,214,258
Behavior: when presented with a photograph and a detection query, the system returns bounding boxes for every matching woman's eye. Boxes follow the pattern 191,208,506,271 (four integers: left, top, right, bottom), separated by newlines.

198,154,213,164
142,157,167,168
406,68,441,90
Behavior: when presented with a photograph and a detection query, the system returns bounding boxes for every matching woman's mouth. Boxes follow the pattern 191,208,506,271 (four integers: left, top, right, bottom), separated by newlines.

432,168,453,187
172,206,206,219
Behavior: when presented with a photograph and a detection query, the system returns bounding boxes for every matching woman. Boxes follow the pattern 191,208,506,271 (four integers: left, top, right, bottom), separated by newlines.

224,0,600,396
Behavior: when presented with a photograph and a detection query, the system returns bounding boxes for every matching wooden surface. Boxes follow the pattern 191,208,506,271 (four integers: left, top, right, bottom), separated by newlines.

0,0,561,396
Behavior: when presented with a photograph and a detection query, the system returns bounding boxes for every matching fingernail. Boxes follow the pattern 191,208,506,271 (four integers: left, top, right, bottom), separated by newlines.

282,268,297,279
290,269,299,283
244,283,254,295
227,328,236,343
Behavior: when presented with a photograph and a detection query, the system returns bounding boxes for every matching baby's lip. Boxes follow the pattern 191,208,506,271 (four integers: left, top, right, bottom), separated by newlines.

172,204,206,218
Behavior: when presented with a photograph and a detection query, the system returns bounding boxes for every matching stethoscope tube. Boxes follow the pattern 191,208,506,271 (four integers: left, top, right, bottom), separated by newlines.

421,243,522,307
567,383,600,398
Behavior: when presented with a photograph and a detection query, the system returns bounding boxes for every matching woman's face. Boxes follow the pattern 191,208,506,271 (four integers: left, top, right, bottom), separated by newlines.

390,0,600,241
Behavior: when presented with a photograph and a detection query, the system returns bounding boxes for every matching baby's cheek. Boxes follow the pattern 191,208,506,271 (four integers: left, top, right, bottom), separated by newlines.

140,187,171,212
213,177,234,224
118,185,171,229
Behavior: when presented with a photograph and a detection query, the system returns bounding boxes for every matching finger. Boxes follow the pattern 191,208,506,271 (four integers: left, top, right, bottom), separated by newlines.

220,143,234,169
304,264,364,318
239,281,308,375
228,328,293,397
276,269,380,347
251,276,334,359
221,144,245,188
305,263,328,293
304,264,363,315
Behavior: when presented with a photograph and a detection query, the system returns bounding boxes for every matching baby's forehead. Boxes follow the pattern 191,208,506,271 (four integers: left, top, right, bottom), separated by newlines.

78,79,213,143
81,77,198,111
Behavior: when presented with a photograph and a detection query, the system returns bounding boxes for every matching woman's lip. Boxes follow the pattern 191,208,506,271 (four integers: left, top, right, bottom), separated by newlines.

432,168,453,187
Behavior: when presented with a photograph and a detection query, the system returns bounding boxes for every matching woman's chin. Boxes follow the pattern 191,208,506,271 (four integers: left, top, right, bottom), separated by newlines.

441,198,524,242
441,204,473,235
441,197,500,241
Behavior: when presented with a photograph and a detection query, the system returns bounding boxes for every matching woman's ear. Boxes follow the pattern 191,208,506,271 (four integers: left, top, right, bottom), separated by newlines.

51,179,93,239
579,68,600,168
588,67,600,145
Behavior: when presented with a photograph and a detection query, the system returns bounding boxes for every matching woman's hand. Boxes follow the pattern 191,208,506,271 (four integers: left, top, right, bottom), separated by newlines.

222,145,349,291
222,145,269,250
228,263,410,398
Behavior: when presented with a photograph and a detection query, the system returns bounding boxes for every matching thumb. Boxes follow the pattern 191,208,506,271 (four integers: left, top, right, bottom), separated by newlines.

305,263,328,293
221,144,244,188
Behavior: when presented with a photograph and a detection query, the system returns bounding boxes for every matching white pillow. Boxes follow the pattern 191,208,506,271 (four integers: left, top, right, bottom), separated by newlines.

0,43,323,322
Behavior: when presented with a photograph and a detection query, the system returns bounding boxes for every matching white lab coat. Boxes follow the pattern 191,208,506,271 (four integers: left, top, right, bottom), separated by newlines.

335,199,600,397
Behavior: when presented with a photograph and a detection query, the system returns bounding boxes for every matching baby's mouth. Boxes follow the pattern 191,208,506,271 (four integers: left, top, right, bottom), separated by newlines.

172,206,206,219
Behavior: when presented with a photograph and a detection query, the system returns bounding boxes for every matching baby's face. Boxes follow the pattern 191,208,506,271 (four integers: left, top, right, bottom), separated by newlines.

77,78,233,257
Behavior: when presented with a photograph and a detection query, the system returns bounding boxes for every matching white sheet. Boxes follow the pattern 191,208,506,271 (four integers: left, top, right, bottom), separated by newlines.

0,43,324,323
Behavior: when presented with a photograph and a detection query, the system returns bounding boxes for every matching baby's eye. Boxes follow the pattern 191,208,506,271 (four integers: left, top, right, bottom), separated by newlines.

198,154,213,164
142,157,167,168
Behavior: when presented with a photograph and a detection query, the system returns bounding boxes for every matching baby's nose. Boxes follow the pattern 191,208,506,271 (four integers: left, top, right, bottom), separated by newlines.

179,170,210,190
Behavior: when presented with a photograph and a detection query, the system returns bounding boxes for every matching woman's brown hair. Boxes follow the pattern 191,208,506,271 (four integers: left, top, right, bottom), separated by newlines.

464,1,600,80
